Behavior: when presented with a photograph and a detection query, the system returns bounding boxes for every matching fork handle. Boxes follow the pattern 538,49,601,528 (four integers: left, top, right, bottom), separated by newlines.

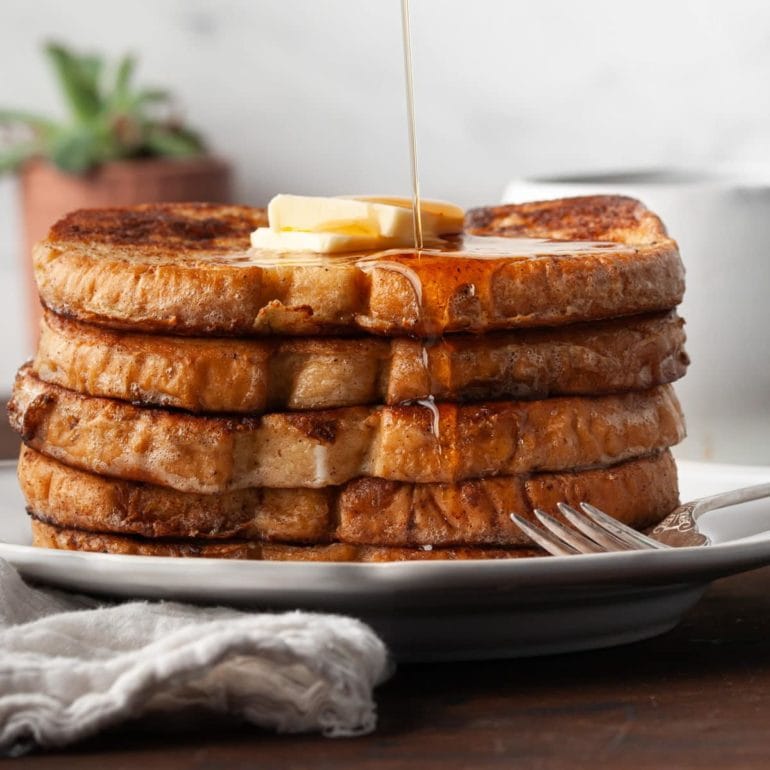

690,483,770,521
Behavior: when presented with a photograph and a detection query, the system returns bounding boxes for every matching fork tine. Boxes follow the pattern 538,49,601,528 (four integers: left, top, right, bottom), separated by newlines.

532,508,605,554
579,502,670,550
510,513,578,556
556,503,638,551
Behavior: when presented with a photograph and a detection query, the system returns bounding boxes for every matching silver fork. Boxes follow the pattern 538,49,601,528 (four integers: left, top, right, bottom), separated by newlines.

510,482,770,556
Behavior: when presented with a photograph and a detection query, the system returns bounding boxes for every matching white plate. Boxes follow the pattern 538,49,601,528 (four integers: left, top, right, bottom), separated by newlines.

2,460,770,661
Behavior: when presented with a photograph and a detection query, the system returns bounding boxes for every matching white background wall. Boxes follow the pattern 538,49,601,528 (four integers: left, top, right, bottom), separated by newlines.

2,0,770,387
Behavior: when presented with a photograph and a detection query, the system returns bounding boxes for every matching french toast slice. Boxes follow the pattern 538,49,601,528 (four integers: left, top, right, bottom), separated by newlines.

20,447,678,547
35,309,689,412
31,519,543,560
34,197,684,337
10,367,685,493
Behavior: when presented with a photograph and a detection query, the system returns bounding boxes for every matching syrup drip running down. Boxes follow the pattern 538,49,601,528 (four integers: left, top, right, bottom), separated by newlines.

416,396,440,438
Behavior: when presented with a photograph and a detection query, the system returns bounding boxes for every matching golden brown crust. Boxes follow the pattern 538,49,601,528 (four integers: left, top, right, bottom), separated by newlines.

19,446,678,547
34,197,684,337
9,367,686,493
29,518,542,560
34,309,689,412
48,202,265,249
465,195,668,243
338,451,678,546
19,445,333,543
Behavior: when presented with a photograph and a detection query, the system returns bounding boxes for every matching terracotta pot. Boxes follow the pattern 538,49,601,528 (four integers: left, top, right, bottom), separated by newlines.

20,155,232,345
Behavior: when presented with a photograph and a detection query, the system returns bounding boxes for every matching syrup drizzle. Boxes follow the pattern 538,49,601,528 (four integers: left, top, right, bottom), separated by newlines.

356,258,423,307
400,0,437,442
237,235,635,268
240,232,634,456
400,0,423,250
235,3,635,455
416,396,440,438
312,444,329,486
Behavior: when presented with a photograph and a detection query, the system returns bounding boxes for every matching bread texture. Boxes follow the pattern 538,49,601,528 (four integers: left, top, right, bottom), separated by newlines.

33,197,684,337
10,367,685,493
35,309,689,412
21,195,689,563
465,195,669,241
30,518,544,560
19,446,678,547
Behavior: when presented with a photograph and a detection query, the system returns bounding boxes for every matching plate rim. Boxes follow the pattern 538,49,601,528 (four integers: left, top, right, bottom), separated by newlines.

2,457,770,595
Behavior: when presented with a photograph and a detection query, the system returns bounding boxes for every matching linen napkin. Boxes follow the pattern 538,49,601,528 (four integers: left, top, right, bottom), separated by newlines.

0,558,391,756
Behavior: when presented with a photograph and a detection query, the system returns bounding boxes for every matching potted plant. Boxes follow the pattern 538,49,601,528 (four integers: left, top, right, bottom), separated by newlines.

0,42,231,340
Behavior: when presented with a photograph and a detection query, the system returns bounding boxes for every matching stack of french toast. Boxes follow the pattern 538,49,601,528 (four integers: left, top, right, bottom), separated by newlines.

9,195,688,561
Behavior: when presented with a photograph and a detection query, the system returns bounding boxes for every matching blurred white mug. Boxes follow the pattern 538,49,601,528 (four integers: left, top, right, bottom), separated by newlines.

503,168,770,466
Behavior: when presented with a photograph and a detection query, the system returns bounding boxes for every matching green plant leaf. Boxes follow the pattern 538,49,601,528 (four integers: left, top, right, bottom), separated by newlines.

113,54,135,100
45,42,103,122
144,126,205,157
0,109,58,133
79,55,103,92
49,126,104,173
1,42,210,172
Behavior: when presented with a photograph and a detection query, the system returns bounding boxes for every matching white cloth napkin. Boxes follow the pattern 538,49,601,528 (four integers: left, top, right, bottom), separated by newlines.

0,558,391,756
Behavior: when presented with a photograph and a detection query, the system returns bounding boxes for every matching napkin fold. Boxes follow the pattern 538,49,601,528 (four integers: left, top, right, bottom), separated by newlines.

0,559,391,756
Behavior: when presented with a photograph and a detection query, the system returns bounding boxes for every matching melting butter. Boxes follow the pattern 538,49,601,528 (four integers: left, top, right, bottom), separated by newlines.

251,194,463,254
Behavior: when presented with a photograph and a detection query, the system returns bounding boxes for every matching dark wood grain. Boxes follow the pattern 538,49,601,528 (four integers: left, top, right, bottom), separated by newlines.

3,411,770,769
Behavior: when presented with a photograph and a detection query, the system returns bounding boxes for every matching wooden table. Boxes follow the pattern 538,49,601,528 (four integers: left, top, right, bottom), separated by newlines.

4,421,770,769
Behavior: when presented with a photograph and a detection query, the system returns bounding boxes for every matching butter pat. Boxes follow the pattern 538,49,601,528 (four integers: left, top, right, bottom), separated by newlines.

250,228,403,254
250,194,464,253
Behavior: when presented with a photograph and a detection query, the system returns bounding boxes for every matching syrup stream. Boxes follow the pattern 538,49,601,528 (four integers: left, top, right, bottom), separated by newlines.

400,0,438,454
400,0,424,250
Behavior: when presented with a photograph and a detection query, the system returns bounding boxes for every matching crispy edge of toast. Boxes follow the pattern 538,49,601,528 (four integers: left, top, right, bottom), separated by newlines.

34,309,689,412
465,195,668,243
19,446,679,547
9,367,686,492
34,196,684,336
28,518,542,561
